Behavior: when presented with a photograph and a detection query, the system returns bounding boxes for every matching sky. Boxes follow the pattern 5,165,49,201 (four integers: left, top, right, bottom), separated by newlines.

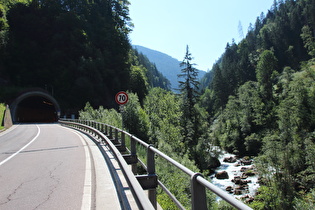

129,0,275,71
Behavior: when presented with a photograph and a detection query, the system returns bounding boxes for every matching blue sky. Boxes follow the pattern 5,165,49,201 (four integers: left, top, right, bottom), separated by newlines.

129,0,275,71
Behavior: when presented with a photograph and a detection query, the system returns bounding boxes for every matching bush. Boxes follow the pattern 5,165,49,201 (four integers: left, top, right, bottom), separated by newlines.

0,103,5,130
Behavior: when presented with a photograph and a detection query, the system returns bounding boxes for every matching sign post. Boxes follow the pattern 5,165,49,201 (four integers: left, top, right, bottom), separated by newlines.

115,91,129,105
115,91,129,129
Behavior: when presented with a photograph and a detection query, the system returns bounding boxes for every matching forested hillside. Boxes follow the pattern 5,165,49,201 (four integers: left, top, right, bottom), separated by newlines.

0,0,168,113
200,0,315,208
133,45,206,91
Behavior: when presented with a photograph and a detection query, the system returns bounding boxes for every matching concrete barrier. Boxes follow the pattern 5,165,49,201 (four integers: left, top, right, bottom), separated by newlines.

4,105,13,129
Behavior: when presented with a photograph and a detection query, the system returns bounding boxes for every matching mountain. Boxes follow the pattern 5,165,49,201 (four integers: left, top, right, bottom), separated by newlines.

133,45,206,91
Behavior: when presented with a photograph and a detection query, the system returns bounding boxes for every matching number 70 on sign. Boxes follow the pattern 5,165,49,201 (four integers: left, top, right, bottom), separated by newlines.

115,91,129,105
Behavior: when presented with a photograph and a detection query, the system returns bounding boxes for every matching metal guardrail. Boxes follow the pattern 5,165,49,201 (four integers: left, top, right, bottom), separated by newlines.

59,119,252,210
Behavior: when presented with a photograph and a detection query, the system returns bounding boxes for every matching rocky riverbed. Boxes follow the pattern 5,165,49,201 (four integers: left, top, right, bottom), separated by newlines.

210,152,260,202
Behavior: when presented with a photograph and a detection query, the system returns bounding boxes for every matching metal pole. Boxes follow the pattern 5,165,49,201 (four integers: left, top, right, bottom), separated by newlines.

131,136,137,174
191,173,207,210
147,145,157,209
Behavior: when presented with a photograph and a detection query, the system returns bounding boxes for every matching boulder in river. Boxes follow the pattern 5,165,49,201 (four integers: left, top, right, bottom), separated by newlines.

209,156,221,168
215,171,229,179
223,156,237,163
240,157,252,165
226,186,233,193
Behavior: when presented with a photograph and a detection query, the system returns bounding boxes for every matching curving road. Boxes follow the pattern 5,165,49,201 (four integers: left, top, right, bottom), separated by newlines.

0,123,129,210
0,124,91,209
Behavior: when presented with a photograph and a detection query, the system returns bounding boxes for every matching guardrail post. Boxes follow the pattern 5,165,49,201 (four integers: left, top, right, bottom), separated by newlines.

147,145,157,209
101,123,105,134
191,173,207,210
121,131,125,149
109,126,113,139
130,136,137,174
104,124,108,135
115,129,119,142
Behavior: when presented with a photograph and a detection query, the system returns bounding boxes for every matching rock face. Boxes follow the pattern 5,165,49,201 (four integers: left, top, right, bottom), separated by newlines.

215,171,229,179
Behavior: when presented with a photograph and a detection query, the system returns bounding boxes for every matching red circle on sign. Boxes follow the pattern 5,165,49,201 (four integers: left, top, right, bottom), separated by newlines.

115,91,129,105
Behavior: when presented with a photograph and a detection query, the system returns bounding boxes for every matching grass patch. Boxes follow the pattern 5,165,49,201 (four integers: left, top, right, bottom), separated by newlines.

0,103,5,130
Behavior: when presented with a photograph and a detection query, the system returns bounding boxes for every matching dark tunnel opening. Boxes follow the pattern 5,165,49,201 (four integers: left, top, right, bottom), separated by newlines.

15,96,58,123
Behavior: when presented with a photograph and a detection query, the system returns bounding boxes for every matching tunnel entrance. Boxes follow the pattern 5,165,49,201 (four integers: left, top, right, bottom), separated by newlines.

16,96,57,122
11,91,61,123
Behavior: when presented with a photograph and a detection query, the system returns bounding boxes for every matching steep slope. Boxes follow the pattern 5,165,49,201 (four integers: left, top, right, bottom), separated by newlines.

133,45,206,91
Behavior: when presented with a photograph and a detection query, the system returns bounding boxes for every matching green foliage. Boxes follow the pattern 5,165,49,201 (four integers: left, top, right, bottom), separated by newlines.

79,102,122,128
249,185,282,210
204,2,315,207
178,46,201,155
215,200,237,210
0,0,132,110
144,87,183,149
210,52,315,207
294,189,315,210
0,103,5,129
122,92,149,141
78,88,217,209
252,60,315,209
156,158,192,209
132,48,171,91
256,50,278,100
301,25,315,57
203,0,314,115
210,81,266,155
0,0,168,113
129,65,148,103
0,3,8,48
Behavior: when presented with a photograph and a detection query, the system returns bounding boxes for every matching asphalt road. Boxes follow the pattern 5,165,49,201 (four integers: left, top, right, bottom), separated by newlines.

0,124,91,210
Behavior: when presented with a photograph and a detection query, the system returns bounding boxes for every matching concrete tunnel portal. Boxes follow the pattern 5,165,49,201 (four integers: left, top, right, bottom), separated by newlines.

11,91,61,123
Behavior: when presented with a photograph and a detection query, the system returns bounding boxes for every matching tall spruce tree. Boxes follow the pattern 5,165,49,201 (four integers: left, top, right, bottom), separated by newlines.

178,45,200,154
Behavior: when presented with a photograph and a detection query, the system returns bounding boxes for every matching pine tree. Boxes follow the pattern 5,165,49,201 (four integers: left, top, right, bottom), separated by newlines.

178,45,200,153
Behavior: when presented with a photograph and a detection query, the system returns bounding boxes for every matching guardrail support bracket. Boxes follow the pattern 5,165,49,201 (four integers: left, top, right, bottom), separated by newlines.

136,174,158,190
123,154,138,164
116,144,127,152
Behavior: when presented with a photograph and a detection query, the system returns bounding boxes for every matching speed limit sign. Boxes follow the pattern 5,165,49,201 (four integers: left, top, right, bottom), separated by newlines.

115,91,129,105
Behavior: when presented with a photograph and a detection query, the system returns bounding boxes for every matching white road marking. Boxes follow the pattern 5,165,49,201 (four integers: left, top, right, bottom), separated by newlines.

0,125,41,166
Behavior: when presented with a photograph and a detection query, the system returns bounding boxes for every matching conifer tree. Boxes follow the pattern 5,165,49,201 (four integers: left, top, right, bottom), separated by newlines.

178,45,200,153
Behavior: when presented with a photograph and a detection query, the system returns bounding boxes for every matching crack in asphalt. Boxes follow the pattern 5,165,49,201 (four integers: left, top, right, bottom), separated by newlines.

33,162,63,210
0,177,40,206
0,162,63,209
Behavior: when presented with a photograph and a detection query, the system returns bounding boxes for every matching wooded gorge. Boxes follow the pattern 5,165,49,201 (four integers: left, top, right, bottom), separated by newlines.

0,0,169,112
1,0,315,209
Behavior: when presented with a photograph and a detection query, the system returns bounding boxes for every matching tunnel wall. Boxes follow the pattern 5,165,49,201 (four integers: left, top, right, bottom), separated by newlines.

10,91,61,123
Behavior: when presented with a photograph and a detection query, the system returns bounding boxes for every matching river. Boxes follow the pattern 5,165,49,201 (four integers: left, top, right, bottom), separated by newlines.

210,152,260,201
